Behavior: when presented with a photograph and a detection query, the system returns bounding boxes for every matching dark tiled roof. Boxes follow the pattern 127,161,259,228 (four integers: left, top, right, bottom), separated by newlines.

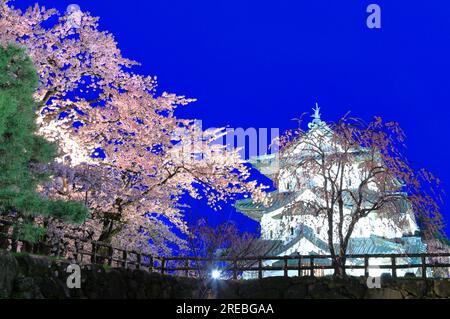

264,223,427,263
234,191,297,221
269,224,328,256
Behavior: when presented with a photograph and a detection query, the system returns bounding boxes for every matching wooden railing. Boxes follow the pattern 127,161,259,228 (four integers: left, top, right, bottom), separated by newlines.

154,253,450,279
1,231,449,279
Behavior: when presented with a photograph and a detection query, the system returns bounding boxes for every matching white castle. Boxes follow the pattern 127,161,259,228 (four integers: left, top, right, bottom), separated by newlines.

235,105,428,277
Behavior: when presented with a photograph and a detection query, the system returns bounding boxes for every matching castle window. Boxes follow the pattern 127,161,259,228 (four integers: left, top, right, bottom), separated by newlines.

290,227,294,236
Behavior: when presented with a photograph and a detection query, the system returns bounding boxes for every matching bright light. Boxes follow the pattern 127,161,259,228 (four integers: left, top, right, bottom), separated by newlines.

211,269,221,280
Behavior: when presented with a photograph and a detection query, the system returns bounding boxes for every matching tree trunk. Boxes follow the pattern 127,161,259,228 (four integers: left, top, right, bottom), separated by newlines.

98,220,114,243
98,216,123,242
332,255,347,277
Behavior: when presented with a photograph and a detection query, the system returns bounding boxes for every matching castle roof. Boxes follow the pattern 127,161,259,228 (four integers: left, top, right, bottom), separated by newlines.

234,190,298,221
268,222,426,263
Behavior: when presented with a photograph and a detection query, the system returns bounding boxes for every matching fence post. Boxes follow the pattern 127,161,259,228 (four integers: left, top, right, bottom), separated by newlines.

161,258,165,275
185,258,189,277
284,257,288,277
56,238,61,258
91,242,97,264
79,241,85,264
364,255,369,277
310,257,315,277
136,253,141,270
233,259,238,280
298,256,302,277
108,246,114,266
11,237,18,253
73,239,78,262
421,255,427,279
258,258,263,279
149,256,153,272
391,256,397,278
122,250,128,268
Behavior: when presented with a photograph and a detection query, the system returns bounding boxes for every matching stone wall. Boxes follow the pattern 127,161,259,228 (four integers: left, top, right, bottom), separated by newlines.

1,251,449,299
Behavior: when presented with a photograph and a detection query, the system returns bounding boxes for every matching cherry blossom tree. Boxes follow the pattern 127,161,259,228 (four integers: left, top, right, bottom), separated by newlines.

273,112,446,277
0,1,265,254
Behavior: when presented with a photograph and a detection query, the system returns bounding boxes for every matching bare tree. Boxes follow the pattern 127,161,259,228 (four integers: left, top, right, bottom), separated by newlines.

187,218,278,279
181,218,278,298
274,112,445,277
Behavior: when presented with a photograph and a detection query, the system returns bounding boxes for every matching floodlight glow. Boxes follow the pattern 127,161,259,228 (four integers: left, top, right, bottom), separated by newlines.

211,269,221,279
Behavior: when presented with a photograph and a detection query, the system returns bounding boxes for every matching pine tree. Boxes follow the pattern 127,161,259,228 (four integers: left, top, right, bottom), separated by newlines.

0,44,89,243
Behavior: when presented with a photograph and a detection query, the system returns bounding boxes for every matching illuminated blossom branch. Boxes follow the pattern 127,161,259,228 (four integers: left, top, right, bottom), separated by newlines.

0,1,266,254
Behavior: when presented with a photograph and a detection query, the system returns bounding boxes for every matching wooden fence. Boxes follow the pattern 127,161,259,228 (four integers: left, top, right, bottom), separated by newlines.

1,231,449,279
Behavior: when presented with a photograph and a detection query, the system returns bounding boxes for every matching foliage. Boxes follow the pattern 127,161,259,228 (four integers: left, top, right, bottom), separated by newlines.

0,44,89,242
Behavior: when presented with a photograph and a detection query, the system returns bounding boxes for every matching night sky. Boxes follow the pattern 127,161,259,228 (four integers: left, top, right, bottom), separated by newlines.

19,0,450,237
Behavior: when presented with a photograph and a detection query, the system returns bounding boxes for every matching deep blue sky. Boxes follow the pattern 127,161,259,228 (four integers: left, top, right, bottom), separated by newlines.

19,0,450,236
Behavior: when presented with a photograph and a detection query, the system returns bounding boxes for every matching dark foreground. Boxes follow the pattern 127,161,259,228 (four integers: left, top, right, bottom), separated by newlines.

0,251,449,299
